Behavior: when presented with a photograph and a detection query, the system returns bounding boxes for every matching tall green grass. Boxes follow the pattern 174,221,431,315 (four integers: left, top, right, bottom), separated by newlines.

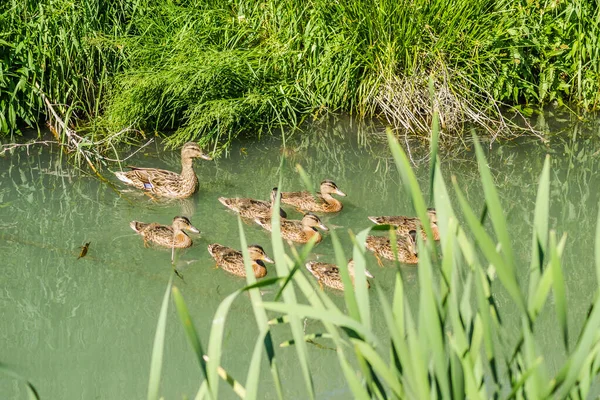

145,119,600,398
2,0,599,149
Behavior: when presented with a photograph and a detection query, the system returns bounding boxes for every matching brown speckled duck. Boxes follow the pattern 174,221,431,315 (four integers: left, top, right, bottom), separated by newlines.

305,259,373,290
254,213,328,244
207,244,274,278
219,187,287,219
115,142,213,199
368,208,439,241
281,180,346,212
365,230,418,265
130,216,199,248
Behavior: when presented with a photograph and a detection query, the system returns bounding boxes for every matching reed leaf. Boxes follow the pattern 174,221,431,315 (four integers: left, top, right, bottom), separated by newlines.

549,231,569,351
238,211,282,399
472,134,517,282
172,286,210,394
147,275,173,400
269,185,315,399
331,230,360,321
0,362,40,400
527,155,550,308
452,176,526,313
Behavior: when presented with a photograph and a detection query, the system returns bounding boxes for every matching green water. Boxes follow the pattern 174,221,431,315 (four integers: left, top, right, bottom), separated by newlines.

1,116,600,398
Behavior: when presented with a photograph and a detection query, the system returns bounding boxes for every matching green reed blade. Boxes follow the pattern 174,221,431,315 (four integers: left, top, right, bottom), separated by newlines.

172,286,210,394
528,155,550,311
433,160,455,252
0,362,40,400
237,216,283,400
549,231,568,351
392,273,405,349
472,134,517,279
207,290,243,399
295,163,316,197
417,235,450,399
203,354,247,399
522,316,546,398
147,275,173,400
195,381,208,400
262,301,379,345
386,128,436,254
331,230,359,321
245,333,266,400
352,339,403,397
269,184,315,400
529,264,554,321
596,199,600,287
376,286,410,398
351,228,372,328
274,235,317,301
452,177,526,313
506,357,543,400
404,297,430,399
429,109,440,205
448,333,480,399
279,333,333,347
553,293,600,398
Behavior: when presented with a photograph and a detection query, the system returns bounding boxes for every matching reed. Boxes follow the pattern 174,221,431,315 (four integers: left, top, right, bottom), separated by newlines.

2,0,599,151
143,116,600,399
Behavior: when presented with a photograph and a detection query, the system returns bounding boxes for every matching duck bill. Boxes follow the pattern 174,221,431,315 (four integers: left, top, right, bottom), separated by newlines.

335,189,347,197
263,255,275,264
187,225,200,233
364,269,374,278
318,222,329,231
200,154,213,161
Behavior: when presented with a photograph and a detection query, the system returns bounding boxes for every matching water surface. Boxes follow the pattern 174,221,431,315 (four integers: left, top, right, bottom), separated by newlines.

1,115,600,398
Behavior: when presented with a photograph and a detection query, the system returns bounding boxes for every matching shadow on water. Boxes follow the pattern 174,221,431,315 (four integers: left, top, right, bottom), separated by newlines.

1,112,599,398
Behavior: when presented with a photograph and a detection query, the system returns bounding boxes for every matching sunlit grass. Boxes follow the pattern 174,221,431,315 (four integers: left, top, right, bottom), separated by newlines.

2,0,599,150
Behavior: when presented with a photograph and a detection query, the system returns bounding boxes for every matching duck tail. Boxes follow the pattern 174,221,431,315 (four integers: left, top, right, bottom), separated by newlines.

218,197,234,210
130,221,146,233
115,171,134,185
368,216,382,224
207,243,221,257
305,261,317,275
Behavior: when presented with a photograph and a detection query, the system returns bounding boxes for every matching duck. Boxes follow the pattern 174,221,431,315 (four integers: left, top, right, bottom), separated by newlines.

219,187,287,219
305,259,373,290
368,208,439,241
281,180,346,212
207,244,274,278
114,142,212,199
365,230,418,265
254,213,328,244
130,216,200,248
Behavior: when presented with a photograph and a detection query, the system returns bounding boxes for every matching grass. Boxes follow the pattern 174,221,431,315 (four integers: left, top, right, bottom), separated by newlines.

140,115,600,399
1,0,599,154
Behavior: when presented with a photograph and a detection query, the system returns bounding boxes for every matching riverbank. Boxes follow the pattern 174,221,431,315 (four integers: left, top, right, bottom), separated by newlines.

2,0,599,150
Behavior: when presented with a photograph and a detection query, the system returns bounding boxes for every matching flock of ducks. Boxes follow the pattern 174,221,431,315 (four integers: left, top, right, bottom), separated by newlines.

115,142,440,290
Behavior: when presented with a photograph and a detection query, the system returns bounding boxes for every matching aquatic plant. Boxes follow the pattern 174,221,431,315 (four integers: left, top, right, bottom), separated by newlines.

146,119,600,398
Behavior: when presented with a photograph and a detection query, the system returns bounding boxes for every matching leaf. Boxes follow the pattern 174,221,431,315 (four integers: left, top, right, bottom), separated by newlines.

527,155,550,311
549,231,568,350
147,275,173,400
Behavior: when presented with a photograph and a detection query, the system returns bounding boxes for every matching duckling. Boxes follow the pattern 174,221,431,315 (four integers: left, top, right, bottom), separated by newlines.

207,244,274,278
130,216,200,248
219,187,287,219
254,213,328,244
305,259,373,290
365,230,418,265
368,208,439,241
115,142,213,199
281,180,346,212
